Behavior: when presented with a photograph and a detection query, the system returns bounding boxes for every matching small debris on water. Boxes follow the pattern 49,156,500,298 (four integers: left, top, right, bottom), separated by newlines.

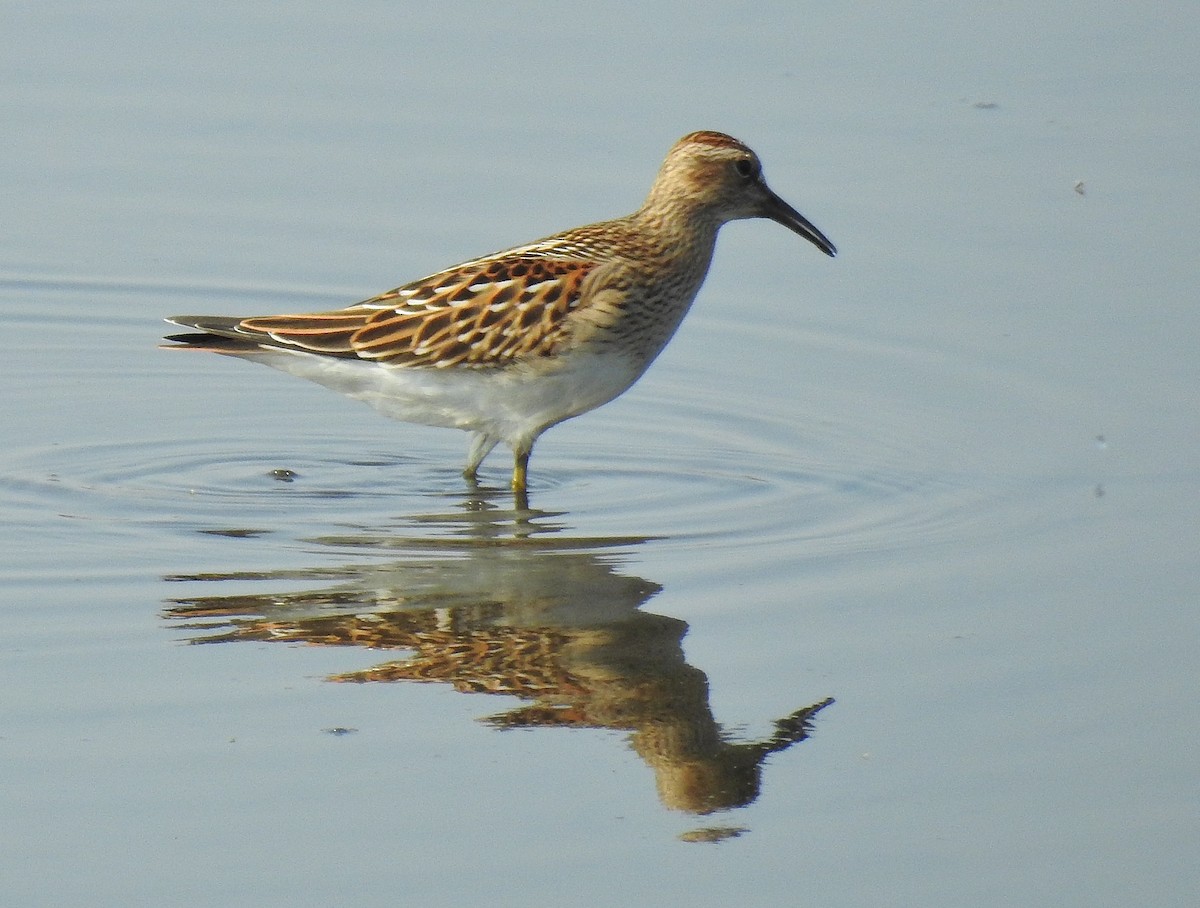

270,468,299,482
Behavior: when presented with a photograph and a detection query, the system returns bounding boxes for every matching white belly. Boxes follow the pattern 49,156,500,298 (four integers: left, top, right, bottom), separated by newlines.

237,346,646,449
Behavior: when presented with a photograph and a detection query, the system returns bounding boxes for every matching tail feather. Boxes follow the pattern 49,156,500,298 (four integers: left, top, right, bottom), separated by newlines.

162,331,261,353
163,315,360,357
165,315,246,336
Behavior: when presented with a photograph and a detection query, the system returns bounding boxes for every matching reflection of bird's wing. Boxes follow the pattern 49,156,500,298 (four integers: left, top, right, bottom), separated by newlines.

211,244,601,368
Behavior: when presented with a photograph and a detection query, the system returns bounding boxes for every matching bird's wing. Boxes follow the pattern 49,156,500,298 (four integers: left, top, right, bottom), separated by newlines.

173,247,604,368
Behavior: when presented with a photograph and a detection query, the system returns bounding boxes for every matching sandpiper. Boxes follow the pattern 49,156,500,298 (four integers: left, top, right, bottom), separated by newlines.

165,131,835,494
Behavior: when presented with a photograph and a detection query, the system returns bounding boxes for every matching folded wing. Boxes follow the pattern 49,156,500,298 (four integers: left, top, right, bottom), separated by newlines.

171,251,599,368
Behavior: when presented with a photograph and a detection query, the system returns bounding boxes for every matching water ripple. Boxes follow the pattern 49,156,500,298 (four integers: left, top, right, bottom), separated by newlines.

0,298,1063,570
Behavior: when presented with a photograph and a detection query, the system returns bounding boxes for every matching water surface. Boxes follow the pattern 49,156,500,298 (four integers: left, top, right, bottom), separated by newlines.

2,4,1197,906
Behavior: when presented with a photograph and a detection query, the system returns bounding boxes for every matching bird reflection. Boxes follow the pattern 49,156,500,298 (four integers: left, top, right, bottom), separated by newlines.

164,488,832,815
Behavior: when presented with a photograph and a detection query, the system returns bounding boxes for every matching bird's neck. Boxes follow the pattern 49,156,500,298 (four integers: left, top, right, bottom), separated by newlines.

628,199,721,271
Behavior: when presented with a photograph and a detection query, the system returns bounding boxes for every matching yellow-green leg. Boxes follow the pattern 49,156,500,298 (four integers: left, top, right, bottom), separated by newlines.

511,448,530,493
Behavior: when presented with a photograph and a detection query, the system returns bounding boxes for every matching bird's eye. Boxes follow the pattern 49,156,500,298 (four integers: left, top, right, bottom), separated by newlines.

733,158,757,179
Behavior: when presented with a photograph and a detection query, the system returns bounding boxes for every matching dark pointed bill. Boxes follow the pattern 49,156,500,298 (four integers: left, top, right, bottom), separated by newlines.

763,188,837,257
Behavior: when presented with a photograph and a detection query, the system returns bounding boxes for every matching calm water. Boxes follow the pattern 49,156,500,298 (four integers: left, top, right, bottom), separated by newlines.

3,4,1198,906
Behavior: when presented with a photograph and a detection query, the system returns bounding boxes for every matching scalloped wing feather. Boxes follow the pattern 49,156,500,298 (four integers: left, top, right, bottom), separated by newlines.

237,252,599,368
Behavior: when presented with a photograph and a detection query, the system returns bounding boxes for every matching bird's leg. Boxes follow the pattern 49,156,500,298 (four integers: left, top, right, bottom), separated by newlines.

511,447,530,494
464,433,499,483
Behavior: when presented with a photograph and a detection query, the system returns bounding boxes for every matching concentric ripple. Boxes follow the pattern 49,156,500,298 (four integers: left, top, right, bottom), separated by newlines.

1,288,1069,577
539,389,1028,566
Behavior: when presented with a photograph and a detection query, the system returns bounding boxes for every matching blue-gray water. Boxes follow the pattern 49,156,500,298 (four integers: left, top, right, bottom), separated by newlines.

2,4,1197,906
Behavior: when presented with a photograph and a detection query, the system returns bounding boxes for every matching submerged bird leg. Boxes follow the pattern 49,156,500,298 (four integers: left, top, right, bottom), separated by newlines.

512,483,530,513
